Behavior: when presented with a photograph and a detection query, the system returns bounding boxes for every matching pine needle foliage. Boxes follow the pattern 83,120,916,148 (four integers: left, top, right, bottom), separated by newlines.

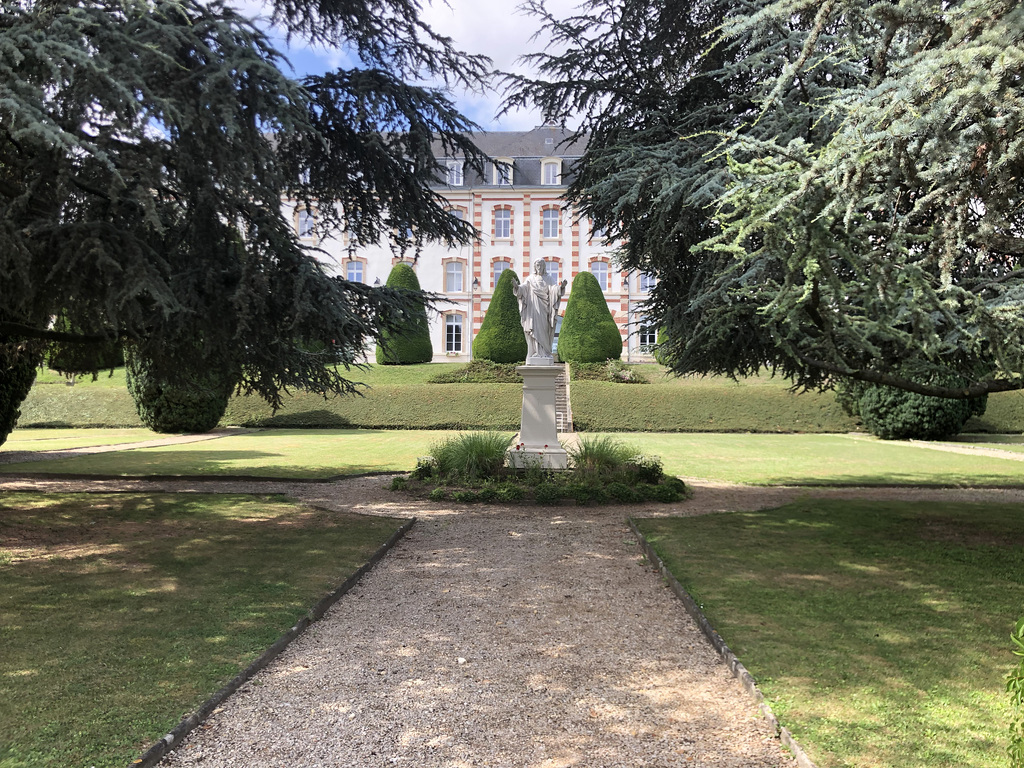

507,0,1024,401
375,263,433,364
557,271,623,364
473,269,527,364
0,0,490,445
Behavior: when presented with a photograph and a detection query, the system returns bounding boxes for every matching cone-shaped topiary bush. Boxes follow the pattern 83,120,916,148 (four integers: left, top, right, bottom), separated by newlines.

124,344,237,433
376,262,433,364
0,346,39,446
557,270,623,364
473,269,527,364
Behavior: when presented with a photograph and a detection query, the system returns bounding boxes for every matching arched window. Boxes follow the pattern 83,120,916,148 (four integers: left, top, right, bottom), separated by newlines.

493,158,513,186
541,159,561,185
445,314,464,352
346,260,365,283
493,207,512,240
445,261,465,292
542,207,560,239
542,259,560,286
590,260,609,291
446,160,463,186
296,207,315,239
492,259,511,288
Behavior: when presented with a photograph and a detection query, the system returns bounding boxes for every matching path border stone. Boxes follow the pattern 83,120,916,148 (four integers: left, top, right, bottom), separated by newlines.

130,514,416,768
628,518,819,768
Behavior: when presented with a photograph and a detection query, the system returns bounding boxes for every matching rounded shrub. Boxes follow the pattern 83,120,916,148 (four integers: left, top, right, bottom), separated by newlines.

124,345,237,433
0,347,39,445
556,270,623,363
375,262,433,365
473,269,527,364
857,382,986,440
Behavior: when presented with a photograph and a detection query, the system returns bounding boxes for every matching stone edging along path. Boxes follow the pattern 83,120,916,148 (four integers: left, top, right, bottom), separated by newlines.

132,514,417,768
629,519,818,768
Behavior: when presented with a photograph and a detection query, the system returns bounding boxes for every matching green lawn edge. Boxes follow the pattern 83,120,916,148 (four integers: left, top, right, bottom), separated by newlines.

633,501,1024,768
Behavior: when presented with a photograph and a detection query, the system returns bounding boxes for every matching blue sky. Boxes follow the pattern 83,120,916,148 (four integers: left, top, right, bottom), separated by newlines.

246,0,579,131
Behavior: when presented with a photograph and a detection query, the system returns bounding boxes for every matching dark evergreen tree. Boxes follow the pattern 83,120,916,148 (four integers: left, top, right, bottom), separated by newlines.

473,269,527,364
557,271,623,364
508,0,1024,401
376,263,433,364
0,343,40,444
0,0,490,445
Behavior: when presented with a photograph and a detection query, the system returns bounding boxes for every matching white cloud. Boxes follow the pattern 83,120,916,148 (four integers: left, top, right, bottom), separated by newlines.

240,0,580,130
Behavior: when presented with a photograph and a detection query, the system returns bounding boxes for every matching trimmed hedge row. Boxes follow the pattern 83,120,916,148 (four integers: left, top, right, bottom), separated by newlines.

16,365,1024,433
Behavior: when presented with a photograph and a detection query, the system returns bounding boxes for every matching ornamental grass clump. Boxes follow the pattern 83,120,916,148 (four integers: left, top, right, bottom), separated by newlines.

428,431,514,483
567,434,638,476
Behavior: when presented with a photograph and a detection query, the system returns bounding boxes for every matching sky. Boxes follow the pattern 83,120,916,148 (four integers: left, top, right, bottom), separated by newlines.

248,0,580,131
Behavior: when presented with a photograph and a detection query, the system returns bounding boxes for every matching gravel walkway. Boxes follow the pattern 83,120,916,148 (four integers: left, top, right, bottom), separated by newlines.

5,474,1024,767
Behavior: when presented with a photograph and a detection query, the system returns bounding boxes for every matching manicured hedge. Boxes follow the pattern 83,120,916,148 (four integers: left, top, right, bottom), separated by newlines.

556,271,623,363
473,269,527,364
839,378,989,440
375,263,433,364
16,364,1024,433
124,345,236,433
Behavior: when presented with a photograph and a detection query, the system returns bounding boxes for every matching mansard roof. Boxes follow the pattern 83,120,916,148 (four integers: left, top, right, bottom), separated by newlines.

434,125,587,188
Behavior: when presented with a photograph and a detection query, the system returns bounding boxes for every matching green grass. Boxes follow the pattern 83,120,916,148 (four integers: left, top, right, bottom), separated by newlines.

0,429,454,479
635,500,1024,768
4,430,1024,485
0,492,406,768
1,427,165,451
19,364,1024,433
619,432,1024,486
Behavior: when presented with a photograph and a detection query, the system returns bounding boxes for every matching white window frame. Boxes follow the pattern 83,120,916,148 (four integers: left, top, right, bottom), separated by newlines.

492,260,511,287
445,261,464,293
543,259,560,286
446,160,464,187
541,159,561,185
639,272,656,293
638,323,657,349
542,208,560,239
346,260,364,283
445,314,463,353
590,260,609,291
297,208,315,239
493,208,511,240
493,158,513,186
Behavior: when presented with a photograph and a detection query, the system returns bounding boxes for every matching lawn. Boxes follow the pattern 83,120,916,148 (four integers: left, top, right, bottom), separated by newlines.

0,492,406,768
4,430,1024,485
634,500,1024,768
1,427,169,451
0,429,456,479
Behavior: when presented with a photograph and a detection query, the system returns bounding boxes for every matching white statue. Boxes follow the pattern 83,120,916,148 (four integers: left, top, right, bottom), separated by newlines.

513,260,568,365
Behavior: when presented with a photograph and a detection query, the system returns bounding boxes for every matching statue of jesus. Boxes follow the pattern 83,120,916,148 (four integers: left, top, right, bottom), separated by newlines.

513,260,568,365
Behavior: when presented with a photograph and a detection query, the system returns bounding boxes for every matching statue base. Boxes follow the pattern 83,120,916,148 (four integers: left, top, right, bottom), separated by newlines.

510,364,568,470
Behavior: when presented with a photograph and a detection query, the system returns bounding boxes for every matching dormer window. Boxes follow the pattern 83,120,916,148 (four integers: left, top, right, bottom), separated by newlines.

493,158,513,186
446,160,463,187
541,159,561,186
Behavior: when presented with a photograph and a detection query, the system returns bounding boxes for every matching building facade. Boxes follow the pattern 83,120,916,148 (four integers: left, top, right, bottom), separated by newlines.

290,125,656,362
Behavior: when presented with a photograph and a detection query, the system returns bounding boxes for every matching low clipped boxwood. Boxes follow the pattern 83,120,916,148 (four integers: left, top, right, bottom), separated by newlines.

376,263,433,365
474,269,527,364
556,271,623,364
124,345,237,434
0,346,39,445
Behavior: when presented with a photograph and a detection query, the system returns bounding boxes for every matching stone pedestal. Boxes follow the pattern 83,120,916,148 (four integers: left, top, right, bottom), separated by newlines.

510,365,568,470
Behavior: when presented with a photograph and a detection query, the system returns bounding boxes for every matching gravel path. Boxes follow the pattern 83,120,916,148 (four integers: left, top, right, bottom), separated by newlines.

5,474,1024,766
